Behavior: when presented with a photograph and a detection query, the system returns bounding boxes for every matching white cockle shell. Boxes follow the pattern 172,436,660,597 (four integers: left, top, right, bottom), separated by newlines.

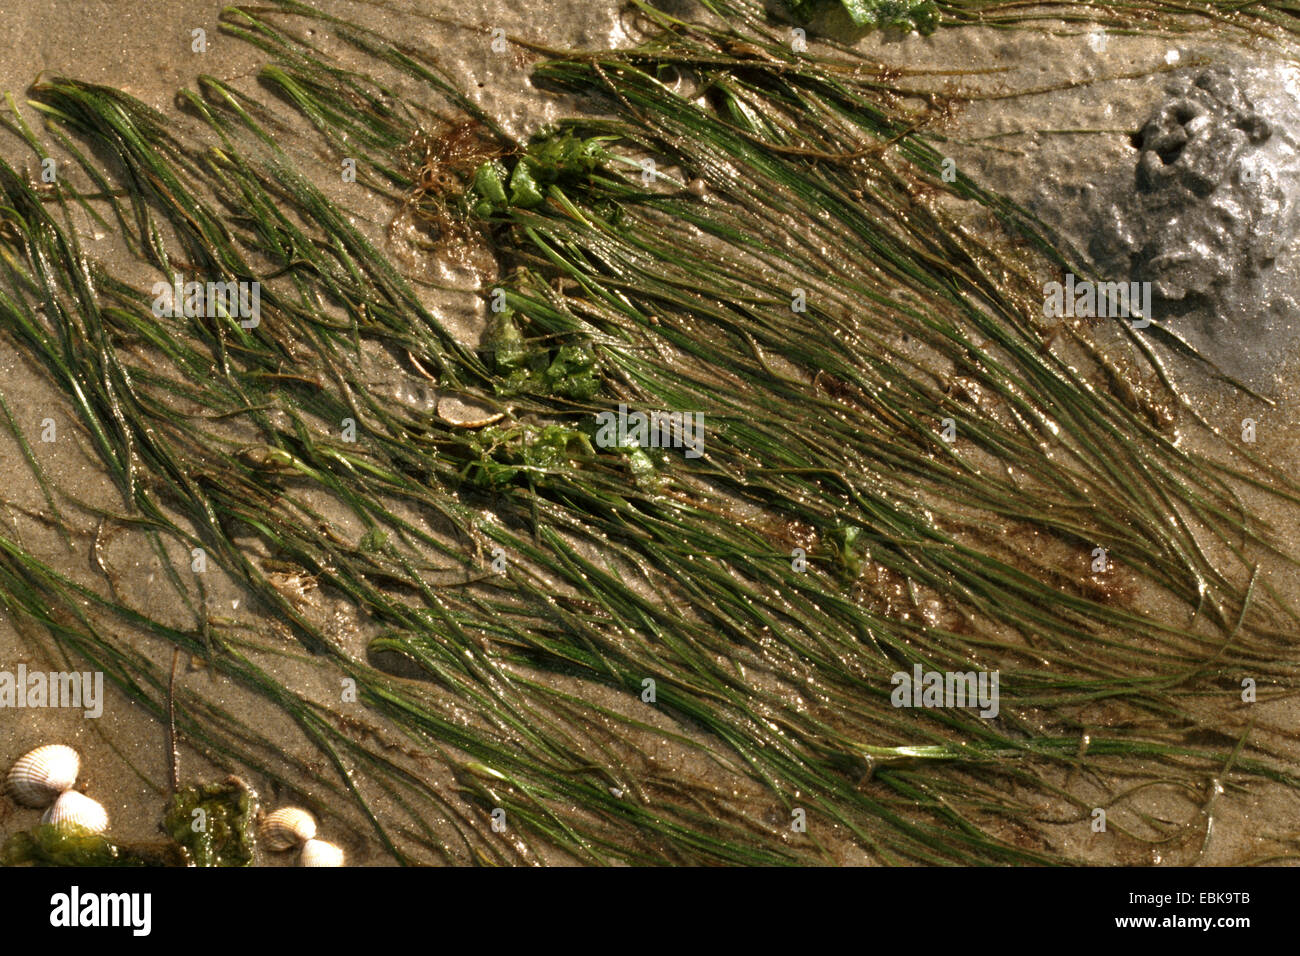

260,806,318,851
6,744,80,807
298,838,345,867
41,790,109,835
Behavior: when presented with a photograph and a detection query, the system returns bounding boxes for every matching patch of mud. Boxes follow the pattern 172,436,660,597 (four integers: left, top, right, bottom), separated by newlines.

857,22,1300,394
1092,63,1300,389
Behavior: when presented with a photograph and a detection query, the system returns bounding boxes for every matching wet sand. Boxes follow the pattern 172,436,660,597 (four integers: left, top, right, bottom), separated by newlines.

1,1,1297,865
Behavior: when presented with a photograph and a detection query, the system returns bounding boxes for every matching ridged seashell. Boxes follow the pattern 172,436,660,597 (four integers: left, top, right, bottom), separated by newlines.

41,790,109,835
298,838,345,867
260,806,317,851
436,393,505,428
7,744,80,807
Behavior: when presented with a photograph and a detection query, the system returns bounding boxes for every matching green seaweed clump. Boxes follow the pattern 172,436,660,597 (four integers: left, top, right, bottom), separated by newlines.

830,524,871,582
470,131,610,214
3,825,135,866
456,422,596,490
482,308,602,400
783,0,940,34
453,419,663,495
539,343,602,400
619,443,662,493
163,778,258,867
358,527,390,553
1,825,180,867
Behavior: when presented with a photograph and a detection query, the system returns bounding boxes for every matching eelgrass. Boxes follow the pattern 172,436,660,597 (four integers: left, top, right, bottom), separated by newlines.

0,0,1298,864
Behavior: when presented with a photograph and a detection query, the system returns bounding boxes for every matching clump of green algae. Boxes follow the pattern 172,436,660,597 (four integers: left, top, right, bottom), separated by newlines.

782,0,940,34
163,779,258,867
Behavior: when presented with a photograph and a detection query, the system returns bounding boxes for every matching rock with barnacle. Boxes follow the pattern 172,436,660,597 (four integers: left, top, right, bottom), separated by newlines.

6,744,80,807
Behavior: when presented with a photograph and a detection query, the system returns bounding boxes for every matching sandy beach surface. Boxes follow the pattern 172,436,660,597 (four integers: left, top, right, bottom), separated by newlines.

1,0,1297,865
